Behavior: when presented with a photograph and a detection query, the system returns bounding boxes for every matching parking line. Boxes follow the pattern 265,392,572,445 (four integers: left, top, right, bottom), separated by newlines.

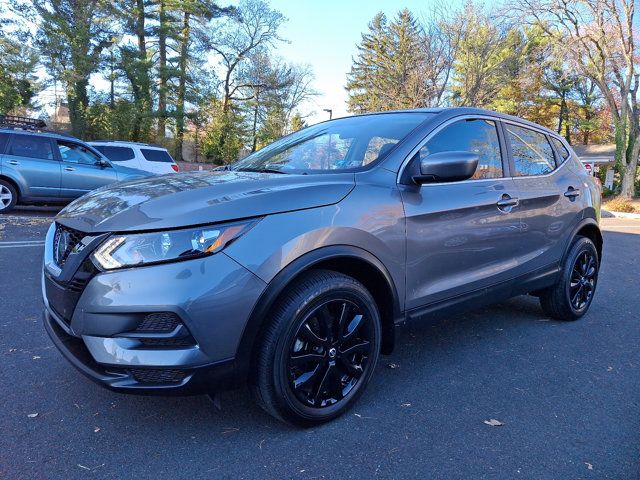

0,240,45,249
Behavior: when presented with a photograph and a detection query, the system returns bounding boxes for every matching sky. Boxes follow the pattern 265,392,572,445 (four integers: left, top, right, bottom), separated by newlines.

267,0,465,123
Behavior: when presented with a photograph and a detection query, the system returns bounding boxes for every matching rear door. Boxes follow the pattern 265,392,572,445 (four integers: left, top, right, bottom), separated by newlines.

401,117,522,310
92,144,140,170
503,122,583,273
56,140,117,198
3,133,60,198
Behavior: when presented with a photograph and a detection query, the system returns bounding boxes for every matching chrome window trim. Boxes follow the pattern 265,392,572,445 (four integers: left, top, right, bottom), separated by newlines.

397,114,568,185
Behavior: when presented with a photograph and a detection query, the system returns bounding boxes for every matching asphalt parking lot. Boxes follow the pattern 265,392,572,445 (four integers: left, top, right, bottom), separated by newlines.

1,209,639,479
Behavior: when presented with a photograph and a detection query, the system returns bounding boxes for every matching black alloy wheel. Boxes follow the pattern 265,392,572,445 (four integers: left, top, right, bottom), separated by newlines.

252,270,381,426
286,299,373,408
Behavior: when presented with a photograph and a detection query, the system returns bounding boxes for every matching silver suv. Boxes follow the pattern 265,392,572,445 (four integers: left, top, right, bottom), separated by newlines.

42,108,602,426
0,118,152,213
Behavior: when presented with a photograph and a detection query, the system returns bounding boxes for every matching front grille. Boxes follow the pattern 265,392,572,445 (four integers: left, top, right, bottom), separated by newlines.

136,312,181,332
128,368,187,384
53,224,86,267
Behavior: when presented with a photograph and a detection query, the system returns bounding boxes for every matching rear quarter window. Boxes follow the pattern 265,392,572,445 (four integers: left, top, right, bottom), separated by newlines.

141,148,174,163
550,137,570,163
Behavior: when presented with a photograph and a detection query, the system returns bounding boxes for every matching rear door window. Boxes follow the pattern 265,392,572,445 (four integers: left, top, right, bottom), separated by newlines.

141,149,174,163
94,145,135,161
421,119,504,179
506,124,556,176
7,134,55,160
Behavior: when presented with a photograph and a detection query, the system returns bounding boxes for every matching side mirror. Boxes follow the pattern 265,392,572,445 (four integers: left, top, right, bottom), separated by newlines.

96,159,110,168
413,151,479,184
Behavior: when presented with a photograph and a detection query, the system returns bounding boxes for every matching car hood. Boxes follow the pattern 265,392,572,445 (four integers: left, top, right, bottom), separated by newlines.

55,170,355,233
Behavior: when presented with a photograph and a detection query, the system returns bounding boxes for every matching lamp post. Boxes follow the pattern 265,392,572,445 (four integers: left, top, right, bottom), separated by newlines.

323,108,333,120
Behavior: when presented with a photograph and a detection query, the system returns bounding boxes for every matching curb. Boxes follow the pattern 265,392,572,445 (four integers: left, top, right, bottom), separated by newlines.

602,209,640,219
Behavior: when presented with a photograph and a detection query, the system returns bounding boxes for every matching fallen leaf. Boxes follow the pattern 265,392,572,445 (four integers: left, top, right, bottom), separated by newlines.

77,465,90,471
387,363,400,369
585,462,593,470
483,419,504,427
9,348,17,353
607,366,613,372
401,403,411,407
32,356,41,360
27,413,39,418
94,427,100,433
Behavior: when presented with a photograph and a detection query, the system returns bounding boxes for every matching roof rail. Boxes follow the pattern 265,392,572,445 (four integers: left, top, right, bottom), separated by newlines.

0,114,78,139
0,114,47,130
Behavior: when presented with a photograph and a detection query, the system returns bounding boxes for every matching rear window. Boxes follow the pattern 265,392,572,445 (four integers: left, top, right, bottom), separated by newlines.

141,148,174,163
7,134,54,160
94,145,135,161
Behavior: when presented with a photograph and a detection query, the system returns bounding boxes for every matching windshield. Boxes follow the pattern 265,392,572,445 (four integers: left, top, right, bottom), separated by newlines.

232,113,432,173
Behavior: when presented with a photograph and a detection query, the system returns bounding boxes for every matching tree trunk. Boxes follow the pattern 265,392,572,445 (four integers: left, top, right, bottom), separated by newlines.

175,11,190,162
135,0,152,140
620,131,640,198
251,88,259,152
68,79,89,138
157,0,168,139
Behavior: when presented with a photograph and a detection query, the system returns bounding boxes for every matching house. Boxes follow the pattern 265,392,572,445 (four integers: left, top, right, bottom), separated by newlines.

572,144,616,189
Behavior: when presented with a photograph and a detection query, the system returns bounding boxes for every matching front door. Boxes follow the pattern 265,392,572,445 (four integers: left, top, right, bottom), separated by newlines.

400,117,522,310
56,140,117,198
3,133,60,198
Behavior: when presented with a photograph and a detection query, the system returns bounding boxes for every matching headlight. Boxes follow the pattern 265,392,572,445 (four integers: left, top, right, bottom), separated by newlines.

91,219,259,270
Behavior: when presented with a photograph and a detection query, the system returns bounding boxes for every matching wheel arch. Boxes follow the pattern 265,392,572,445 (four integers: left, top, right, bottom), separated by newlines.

235,245,402,380
567,218,603,262
0,174,22,200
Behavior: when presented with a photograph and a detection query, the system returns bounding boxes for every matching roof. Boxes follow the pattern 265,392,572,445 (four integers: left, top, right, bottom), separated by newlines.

89,140,165,149
352,107,561,138
572,144,616,163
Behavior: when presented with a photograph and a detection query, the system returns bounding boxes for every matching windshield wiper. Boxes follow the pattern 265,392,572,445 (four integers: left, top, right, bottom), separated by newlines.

236,167,288,174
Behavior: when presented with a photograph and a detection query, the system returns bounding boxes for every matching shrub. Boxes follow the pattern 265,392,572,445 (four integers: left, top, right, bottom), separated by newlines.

604,197,638,213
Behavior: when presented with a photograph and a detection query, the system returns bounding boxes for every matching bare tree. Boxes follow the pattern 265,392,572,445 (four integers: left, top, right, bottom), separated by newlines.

514,0,638,198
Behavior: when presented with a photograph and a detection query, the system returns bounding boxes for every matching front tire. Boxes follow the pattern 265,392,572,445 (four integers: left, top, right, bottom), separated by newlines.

539,236,599,320
0,180,17,213
251,270,381,426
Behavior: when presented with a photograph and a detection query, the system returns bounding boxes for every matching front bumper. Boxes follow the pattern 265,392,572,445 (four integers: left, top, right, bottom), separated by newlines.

42,223,267,394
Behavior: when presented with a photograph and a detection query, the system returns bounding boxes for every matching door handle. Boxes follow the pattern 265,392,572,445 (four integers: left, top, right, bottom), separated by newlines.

64,166,75,171
8,160,19,165
564,187,580,199
496,194,519,211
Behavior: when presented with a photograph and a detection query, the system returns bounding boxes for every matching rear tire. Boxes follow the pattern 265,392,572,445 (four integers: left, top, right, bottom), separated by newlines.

251,270,381,426
0,179,17,213
539,236,599,320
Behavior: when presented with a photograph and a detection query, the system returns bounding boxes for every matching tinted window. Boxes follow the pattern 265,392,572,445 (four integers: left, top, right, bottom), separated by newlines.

0,133,9,154
95,145,135,161
420,119,503,179
506,124,556,176
550,137,570,162
232,113,433,172
7,134,54,160
141,149,174,163
57,141,101,165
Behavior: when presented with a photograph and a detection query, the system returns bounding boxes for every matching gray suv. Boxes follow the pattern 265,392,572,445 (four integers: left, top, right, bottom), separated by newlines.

42,108,602,426
0,118,152,213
